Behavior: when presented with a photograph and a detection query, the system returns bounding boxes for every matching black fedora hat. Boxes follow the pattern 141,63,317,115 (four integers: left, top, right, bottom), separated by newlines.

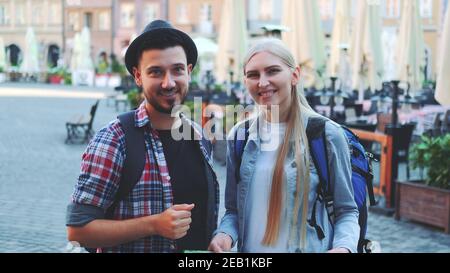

124,20,198,76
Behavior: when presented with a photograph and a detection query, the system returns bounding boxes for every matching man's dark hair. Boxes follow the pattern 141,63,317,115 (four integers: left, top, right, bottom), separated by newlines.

135,33,189,67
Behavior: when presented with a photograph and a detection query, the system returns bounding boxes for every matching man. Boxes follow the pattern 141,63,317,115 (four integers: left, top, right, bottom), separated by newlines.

66,20,219,253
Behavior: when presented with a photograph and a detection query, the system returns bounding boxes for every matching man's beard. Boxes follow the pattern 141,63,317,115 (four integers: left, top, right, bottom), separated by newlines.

146,88,186,114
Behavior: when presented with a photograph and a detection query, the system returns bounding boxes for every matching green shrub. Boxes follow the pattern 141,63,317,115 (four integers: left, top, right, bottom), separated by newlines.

410,134,450,189
127,88,143,109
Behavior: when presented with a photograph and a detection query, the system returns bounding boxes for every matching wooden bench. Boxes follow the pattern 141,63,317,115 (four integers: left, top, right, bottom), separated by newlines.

65,100,100,144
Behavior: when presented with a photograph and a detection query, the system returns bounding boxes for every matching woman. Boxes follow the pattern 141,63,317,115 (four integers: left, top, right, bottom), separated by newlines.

208,39,359,253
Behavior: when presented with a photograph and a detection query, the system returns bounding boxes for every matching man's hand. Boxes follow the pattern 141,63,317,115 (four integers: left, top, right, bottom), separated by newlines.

208,232,233,253
154,204,194,240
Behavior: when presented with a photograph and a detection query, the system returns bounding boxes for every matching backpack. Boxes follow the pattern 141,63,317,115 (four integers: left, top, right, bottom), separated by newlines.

234,117,377,253
85,111,146,253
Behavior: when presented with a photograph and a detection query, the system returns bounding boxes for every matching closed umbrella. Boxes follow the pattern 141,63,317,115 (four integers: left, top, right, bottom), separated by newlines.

435,6,450,105
215,0,249,84
395,0,425,94
0,36,6,70
77,26,94,70
328,0,351,77
350,0,384,96
69,33,81,72
20,27,40,74
282,0,327,88
70,27,94,86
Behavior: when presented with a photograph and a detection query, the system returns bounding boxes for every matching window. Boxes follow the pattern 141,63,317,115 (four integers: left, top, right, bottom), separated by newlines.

144,3,159,23
120,3,135,28
200,3,212,22
98,11,110,31
49,1,62,25
259,0,272,20
84,12,93,29
176,3,189,24
419,0,433,18
15,0,26,25
32,2,44,25
68,11,80,31
0,3,10,25
383,0,401,18
199,3,213,34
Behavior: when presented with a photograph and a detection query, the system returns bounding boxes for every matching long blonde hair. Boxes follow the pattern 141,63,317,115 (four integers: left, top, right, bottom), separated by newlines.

243,39,315,250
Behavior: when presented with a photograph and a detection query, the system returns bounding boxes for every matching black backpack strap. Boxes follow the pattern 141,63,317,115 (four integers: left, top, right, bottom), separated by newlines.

105,111,146,218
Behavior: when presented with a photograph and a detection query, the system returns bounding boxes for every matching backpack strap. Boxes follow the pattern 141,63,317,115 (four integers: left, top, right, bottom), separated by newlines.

306,117,330,190
306,116,335,240
342,127,377,206
105,111,146,218
234,120,251,183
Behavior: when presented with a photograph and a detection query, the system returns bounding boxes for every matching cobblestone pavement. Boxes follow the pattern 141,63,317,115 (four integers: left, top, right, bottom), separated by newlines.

0,83,449,253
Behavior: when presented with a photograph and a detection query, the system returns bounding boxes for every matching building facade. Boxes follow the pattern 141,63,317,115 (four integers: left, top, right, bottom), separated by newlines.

64,0,114,67
113,0,167,60
168,0,223,38
0,0,447,76
0,0,63,69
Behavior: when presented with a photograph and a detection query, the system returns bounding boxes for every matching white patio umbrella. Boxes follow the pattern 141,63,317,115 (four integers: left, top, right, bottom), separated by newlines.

193,37,218,83
193,37,218,58
350,0,384,96
69,33,81,72
328,0,351,77
435,6,450,105
0,36,6,70
282,0,327,88
395,0,425,94
77,26,94,70
215,0,249,84
20,27,40,74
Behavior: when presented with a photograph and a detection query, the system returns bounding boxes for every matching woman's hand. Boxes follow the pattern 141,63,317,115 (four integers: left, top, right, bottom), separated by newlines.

327,247,351,253
208,233,233,253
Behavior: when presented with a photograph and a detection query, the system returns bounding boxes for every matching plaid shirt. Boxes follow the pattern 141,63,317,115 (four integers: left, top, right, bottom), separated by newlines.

70,102,219,253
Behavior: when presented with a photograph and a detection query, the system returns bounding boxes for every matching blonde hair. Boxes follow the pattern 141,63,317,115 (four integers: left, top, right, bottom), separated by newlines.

243,38,315,250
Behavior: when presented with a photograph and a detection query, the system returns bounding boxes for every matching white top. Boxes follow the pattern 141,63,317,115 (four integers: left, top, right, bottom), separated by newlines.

242,121,291,253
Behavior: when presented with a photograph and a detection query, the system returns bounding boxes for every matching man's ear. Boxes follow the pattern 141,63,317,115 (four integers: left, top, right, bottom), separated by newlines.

133,67,142,86
292,66,301,86
187,64,193,80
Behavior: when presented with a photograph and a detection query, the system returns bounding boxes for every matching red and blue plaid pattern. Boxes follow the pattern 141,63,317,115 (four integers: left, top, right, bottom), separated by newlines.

71,102,217,253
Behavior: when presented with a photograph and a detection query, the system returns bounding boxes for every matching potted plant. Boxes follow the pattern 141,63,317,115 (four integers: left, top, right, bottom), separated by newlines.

0,66,6,83
395,134,450,233
126,88,144,110
108,54,125,88
47,67,65,84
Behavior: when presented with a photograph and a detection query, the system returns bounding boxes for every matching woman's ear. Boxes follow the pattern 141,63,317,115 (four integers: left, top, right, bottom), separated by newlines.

291,66,301,86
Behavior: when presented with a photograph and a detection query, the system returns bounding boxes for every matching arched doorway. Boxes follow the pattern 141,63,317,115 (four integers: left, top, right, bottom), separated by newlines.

6,44,21,67
47,44,60,68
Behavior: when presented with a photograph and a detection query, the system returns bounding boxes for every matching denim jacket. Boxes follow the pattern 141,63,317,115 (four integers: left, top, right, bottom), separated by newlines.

214,110,360,253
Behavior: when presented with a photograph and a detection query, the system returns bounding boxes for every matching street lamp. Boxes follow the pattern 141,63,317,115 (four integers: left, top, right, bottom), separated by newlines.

384,80,403,209
329,77,337,120
315,77,338,120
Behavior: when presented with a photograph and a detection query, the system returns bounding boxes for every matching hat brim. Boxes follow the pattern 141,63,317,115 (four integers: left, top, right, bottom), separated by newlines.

124,28,198,76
